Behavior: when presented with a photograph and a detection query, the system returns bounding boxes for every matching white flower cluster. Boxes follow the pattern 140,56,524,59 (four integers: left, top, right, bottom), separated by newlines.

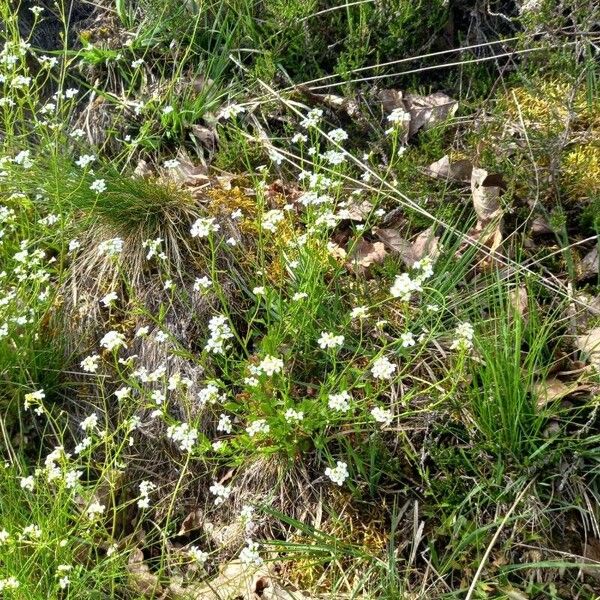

209,481,231,505
450,322,474,351
257,355,284,376
325,460,349,486
239,540,262,565
205,314,234,354
137,480,156,509
188,545,209,564
371,356,397,380
166,422,198,452
100,330,127,352
317,331,344,350
190,217,220,238
262,209,284,233
246,419,270,437
328,391,351,412
371,406,393,427
98,237,124,257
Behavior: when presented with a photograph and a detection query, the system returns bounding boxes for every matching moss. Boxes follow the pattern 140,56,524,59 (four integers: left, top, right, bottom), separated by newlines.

562,144,600,198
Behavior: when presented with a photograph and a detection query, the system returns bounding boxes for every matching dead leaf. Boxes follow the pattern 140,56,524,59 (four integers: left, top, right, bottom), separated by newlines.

579,246,599,280
375,226,439,268
178,509,203,536
509,285,528,319
190,124,219,155
297,85,361,119
128,548,162,597
458,222,503,272
166,150,209,187
471,167,504,225
411,226,440,263
531,216,553,235
533,378,572,407
575,327,600,369
336,200,373,221
427,155,473,183
375,228,414,265
404,91,458,137
349,240,387,269
379,90,458,139
133,159,152,178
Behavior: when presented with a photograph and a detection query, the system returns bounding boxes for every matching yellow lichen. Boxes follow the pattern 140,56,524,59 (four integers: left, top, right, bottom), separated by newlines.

562,144,600,197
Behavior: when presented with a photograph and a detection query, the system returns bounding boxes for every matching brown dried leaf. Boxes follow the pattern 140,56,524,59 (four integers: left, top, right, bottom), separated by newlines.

190,124,218,154
128,548,162,597
575,326,600,369
533,378,572,407
375,226,439,268
427,155,473,183
349,240,387,269
297,85,361,119
374,228,414,265
579,246,599,280
509,285,528,319
404,91,458,137
167,150,209,186
471,167,504,225
337,200,373,222
411,225,440,263
133,159,153,178
531,216,553,236
178,509,203,536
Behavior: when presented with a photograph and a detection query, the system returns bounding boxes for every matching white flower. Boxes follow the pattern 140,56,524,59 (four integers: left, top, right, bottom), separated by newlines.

414,256,434,280
191,217,220,238
371,406,393,427
58,576,70,589
163,159,180,169
70,128,85,138
151,390,165,405
166,422,198,452
64,470,83,489
30,6,44,15
325,461,349,486
292,292,308,301
193,276,212,292
188,545,209,564
262,209,284,233
387,107,410,124
20,476,35,491
80,354,100,373
371,356,396,380
80,413,99,432
317,331,344,350
90,179,106,193
246,419,270,437
0,576,20,590
300,108,323,128
284,408,304,423
197,383,224,405
76,154,95,168
100,330,127,351
328,128,348,143
209,481,231,505
253,286,266,296
135,326,150,337
322,150,346,165
350,306,369,319
244,376,259,387
450,322,474,351
86,501,105,519
268,149,284,165
400,332,415,348
131,58,144,68
291,133,308,143
239,540,262,565
328,391,351,412
24,389,45,410
100,292,119,307
68,239,80,253
220,104,246,120
162,105,174,114
217,413,233,434
205,314,234,355
257,355,284,376
98,238,124,257
390,272,421,302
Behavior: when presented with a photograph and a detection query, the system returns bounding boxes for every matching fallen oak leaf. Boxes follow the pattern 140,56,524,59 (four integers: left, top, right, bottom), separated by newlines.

348,240,387,270
127,548,163,597
471,167,505,225
579,246,598,280
575,326,600,370
375,225,440,268
427,155,473,183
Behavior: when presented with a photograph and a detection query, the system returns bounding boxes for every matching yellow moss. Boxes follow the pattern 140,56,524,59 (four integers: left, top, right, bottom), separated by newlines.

562,144,600,197
504,79,600,132
207,186,257,217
